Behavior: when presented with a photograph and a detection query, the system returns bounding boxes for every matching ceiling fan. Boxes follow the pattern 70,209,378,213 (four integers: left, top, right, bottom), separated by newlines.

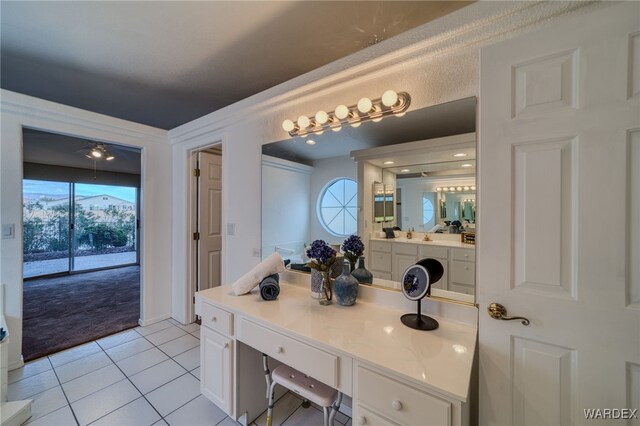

77,142,115,161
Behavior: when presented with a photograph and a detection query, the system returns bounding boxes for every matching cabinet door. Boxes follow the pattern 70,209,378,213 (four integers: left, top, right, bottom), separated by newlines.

201,327,233,415
392,254,418,282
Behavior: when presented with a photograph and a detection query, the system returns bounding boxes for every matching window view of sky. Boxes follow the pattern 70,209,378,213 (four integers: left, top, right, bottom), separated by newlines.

23,180,136,203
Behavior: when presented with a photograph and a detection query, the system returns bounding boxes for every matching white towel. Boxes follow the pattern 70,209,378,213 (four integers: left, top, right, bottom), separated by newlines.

232,252,285,295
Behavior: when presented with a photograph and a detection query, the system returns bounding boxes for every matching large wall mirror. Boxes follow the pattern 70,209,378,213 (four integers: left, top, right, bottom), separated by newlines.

261,97,477,304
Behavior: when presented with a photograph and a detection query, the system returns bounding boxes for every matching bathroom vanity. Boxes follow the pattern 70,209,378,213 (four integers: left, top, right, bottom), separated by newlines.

195,279,476,426
369,238,475,296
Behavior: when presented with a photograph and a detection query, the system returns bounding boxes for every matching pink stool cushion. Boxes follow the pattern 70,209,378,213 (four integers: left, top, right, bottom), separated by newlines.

272,364,338,407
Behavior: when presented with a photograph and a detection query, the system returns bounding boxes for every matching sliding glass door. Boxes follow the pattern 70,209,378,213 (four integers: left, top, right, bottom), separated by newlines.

23,180,138,278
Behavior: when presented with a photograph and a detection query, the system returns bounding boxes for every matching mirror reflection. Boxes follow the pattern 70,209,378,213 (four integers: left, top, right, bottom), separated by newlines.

261,97,477,303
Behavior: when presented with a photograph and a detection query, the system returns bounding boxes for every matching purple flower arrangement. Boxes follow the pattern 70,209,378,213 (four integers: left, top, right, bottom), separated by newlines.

341,235,364,264
305,240,337,272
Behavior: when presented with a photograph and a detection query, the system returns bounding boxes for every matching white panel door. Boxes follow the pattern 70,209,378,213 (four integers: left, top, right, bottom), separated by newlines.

200,327,233,415
198,152,222,291
478,3,640,425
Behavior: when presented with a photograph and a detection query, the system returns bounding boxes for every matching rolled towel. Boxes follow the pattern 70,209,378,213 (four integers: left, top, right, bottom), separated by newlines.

259,274,280,301
232,252,285,295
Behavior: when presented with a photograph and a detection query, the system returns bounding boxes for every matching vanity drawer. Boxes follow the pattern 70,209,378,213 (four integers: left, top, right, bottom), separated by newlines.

357,366,451,426
370,241,392,253
419,245,449,260
238,318,338,388
201,302,233,337
355,405,398,426
370,251,391,272
451,248,475,262
450,260,475,286
392,243,418,256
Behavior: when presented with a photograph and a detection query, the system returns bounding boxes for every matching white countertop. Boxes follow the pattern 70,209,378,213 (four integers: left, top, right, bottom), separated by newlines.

370,236,476,249
196,283,476,402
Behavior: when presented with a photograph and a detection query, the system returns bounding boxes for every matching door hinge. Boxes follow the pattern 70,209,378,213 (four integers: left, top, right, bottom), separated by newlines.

193,296,195,304
193,232,200,240
193,168,200,177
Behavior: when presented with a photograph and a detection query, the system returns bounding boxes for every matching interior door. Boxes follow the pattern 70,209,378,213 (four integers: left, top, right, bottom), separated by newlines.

198,151,222,291
478,3,640,425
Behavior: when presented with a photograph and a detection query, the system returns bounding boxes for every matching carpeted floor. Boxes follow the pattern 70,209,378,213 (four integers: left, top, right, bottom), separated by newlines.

22,265,140,362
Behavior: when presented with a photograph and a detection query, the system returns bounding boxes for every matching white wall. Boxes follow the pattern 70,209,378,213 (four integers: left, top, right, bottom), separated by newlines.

168,1,595,322
0,90,172,369
261,155,312,260
309,155,357,245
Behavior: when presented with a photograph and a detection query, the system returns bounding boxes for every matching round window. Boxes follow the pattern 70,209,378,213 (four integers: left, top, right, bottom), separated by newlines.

317,178,357,237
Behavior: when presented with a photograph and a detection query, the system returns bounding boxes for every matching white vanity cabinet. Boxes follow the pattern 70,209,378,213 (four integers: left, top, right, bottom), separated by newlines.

354,363,464,426
370,239,474,293
199,302,234,416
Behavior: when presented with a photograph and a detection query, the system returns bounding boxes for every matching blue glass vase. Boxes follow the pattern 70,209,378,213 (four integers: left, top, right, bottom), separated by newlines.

334,260,359,306
351,256,373,285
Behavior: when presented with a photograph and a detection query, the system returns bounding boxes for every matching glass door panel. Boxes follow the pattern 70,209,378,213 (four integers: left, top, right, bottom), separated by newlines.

23,180,71,278
73,183,137,271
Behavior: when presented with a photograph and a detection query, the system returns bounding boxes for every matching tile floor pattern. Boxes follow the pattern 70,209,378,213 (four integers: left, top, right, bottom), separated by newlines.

7,319,352,426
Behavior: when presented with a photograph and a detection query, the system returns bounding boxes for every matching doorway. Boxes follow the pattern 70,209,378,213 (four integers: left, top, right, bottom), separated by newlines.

191,146,223,318
21,129,142,361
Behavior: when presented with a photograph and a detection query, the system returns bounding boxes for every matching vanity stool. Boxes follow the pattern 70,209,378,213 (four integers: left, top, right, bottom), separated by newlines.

263,356,342,426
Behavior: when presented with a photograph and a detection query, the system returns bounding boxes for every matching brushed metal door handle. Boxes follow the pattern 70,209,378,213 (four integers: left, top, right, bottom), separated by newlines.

488,303,530,326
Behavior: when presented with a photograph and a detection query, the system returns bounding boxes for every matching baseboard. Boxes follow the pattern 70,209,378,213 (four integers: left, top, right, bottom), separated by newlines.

8,355,24,372
138,313,171,327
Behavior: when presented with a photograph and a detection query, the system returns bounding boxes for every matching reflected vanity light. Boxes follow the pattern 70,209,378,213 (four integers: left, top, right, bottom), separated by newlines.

306,139,316,145
461,163,473,168
383,161,395,165
383,326,394,335
281,90,411,137
401,169,411,173
453,152,467,158
452,344,468,354
435,186,475,192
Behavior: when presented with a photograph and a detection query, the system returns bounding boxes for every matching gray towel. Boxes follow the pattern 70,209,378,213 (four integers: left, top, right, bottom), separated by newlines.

259,274,280,301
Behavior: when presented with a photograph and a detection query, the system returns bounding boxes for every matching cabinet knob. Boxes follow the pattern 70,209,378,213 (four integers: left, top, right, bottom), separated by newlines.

211,316,217,322
392,400,403,411
276,346,284,353
357,416,367,425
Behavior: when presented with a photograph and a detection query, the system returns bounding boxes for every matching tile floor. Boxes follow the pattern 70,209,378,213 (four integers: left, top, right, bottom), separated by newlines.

7,319,352,426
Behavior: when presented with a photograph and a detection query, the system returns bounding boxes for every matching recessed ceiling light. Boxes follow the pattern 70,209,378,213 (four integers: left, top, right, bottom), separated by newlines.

306,139,316,145
461,163,473,168
401,169,410,172
383,161,395,165
454,153,467,158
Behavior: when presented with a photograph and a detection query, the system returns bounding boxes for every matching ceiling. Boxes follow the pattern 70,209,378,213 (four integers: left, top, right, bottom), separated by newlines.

262,97,476,164
0,1,472,130
23,129,142,175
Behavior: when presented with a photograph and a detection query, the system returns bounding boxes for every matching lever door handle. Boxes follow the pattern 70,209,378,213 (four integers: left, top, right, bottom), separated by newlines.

487,303,530,326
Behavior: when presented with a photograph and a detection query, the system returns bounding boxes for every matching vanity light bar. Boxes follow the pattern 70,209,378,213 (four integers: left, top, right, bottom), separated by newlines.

436,186,476,192
282,90,411,137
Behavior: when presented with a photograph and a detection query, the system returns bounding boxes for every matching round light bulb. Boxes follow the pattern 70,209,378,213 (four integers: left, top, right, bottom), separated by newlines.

306,139,316,145
351,122,361,128
282,119,295,132
436,187,442,191
457,187,463,191
471,186,476,191
381,90,398,107
395,111,406,117
464,186,470,191
91,150,102,158
297,115,310,128
357,97,372,113
334,105,349,120
313,129,324,135
331,125,342,132
315,111,328,125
